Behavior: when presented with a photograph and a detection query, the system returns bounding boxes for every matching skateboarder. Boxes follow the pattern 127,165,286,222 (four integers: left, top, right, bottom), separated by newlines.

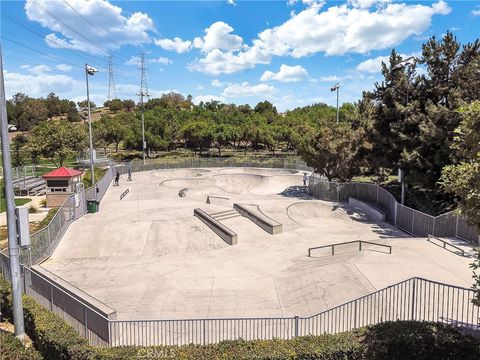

127,168,132,181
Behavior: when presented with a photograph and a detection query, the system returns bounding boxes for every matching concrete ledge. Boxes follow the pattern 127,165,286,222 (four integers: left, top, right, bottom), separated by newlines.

178,188,188,197
194,208,238,245
233,203,282,235
31,265,117,320
348,197,386,222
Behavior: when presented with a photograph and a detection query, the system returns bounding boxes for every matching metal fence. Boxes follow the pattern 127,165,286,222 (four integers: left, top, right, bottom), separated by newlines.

0,252,110,347
21,167,115,265
1,249,478,347
310,181,480,245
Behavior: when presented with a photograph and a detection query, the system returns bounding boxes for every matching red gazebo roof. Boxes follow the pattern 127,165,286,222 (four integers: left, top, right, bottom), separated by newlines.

42,166,83,179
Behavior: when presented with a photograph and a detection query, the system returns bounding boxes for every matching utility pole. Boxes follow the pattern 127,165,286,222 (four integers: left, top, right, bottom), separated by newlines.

0,46,25,339
137,53,149,166
85,64,98,199
107,55,116,100
330,83,340,124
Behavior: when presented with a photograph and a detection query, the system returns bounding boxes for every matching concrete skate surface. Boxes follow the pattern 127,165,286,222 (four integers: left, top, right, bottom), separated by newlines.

41,167,475,320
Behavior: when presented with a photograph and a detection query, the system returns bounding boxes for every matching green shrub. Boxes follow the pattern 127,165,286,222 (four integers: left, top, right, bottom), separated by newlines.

1,277,87,360
0,330,42,360
36,208,58,229
1,277,479,360
362,321,480,360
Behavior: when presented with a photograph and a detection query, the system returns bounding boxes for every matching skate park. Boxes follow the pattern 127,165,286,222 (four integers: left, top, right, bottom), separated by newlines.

39,166,475,322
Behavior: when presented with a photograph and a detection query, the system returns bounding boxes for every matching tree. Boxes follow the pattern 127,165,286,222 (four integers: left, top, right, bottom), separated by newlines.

213,124,234,156
11,134,28,167
45,92,62,118
106,98,123,113
439,102,480,307
299,124,365,181
29,121,87,167
77,100,96,110
181,121,213,156
440,101,480,229
122,99,135,112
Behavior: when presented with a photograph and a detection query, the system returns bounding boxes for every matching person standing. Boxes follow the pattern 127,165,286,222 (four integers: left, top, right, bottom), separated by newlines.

128,168,132,181
114,171,120,186
303,172,308,187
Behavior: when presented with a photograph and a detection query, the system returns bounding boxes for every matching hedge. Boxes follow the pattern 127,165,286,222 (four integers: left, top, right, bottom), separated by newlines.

1,277,480,359
0,277,87,360
0,330,42,360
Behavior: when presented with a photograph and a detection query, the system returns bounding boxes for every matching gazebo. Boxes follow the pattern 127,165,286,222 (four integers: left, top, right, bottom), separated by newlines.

42,166,83,208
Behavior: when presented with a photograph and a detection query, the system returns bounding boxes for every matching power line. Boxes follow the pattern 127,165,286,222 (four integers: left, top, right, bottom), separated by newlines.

61,0,138,61
3,14,108,67
30,0,109,56
1,35,83,70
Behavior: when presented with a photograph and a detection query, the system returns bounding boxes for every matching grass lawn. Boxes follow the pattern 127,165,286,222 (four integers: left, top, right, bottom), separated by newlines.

0,183,32,213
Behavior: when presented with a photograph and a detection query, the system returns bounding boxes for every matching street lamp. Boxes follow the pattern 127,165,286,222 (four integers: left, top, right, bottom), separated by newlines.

85,63,97,198
392,56,417,104
392,57,417,205
330,83,340,124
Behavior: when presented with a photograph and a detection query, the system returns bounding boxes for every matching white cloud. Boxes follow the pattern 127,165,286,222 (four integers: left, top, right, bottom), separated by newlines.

261,64,308,82
193,95,226,104
126,56,172,66
319,75,351,82
222,82,277,98
356,55,390,73
188,45,271,75
25,0,154,54
154,37,192,53
28,65,52,75
193,21,243,53
196,85,204,90
227,0,236,7
4,70,80,99
472,9,480,16
211,79,224,87
356,52,418,73
348,0,391,9
20,65,30,69
56,64,72,72
190,1,449,75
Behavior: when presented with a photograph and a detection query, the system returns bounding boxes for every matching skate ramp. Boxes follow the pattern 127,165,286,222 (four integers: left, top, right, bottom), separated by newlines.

287,202,351,225
152,168,210,178
213,174,302,195
160,177,216,188
218,167,298,175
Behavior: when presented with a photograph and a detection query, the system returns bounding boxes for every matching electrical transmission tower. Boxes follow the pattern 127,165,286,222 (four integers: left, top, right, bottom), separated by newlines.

107,55,117,100
137,52,149,165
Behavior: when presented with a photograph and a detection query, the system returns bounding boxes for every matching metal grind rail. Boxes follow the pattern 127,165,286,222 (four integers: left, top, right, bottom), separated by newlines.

307,240,392,257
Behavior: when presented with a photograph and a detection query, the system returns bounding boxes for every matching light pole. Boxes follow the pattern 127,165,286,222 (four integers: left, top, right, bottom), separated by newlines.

392,56,417,105
0,46,25,339
392,57,417,205
85,64,97,198
136,90,148,165
330,83,340,124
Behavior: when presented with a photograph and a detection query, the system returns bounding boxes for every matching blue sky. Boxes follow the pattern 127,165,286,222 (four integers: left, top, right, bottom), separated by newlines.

1,0,479,111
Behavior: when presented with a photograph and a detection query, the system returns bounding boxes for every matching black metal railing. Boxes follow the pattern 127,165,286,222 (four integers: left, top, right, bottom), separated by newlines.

307,240,392,257
120,189,129,200
427,234,465,256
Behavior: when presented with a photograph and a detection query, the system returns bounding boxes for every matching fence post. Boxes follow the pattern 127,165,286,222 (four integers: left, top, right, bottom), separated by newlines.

432,217,436,236
354,300,358,329
203,319,206,345
455,216,459,238
84,306,88,338
394,203,398,227
410,278,416,320
359,242,362,251
50,285,53,311
294,316,299,337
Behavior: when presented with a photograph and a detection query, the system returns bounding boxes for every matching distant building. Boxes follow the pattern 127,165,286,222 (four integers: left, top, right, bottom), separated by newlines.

42,166,83,208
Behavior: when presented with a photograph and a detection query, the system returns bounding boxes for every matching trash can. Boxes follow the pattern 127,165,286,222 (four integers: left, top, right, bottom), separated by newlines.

86,200,99,213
